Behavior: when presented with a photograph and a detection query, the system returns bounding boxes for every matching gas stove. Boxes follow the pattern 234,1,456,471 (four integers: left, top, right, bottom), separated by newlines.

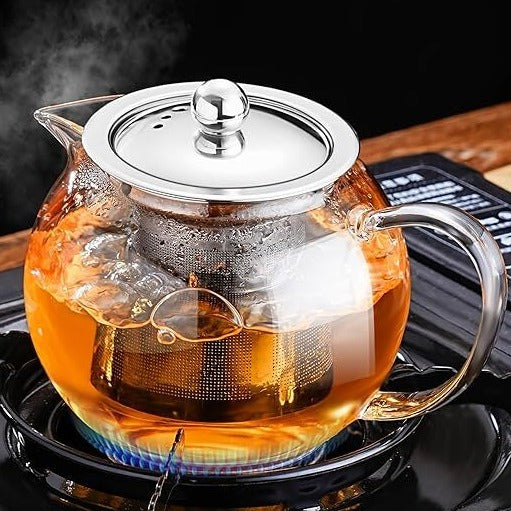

2,154,511,511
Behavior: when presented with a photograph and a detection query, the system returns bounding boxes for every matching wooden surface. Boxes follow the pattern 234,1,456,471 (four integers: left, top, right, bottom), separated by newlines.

361,101,511,172
3,101,511,273
0,229,31,272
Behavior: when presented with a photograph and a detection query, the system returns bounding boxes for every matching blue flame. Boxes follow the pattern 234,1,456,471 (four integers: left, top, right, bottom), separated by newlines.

74,417,347,475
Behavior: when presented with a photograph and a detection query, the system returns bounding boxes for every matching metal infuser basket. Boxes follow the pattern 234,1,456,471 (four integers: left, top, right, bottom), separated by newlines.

91,203,334,421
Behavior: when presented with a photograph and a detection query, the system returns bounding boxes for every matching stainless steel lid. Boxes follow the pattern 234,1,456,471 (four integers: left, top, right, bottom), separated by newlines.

82,79,359,202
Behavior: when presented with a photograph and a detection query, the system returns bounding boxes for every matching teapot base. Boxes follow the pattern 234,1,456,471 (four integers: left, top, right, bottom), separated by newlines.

73,415,339,475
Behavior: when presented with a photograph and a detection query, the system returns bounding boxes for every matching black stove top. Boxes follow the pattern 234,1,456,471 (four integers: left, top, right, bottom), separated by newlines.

2,154,511,511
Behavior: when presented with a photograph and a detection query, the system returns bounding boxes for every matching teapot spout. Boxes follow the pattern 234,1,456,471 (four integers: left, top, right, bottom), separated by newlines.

34,108,83,151
34,95,121,152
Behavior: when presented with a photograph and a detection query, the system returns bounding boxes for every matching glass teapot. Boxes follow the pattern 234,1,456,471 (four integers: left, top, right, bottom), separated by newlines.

25,79,507,473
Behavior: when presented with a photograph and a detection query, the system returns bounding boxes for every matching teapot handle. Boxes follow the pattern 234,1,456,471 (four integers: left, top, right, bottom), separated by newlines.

357,203,507,420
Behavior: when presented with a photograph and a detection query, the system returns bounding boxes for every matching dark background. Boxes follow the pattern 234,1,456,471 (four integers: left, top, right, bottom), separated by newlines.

0,1,509,235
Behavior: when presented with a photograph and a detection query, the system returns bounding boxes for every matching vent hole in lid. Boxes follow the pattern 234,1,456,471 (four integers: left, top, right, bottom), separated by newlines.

171,105,188,112
161,114,172,119
153,124,164,129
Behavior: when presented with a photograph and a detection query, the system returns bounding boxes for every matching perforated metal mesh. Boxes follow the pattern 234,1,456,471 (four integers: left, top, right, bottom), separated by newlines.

132,205,306,295
83,178,334,420
91,323,333,420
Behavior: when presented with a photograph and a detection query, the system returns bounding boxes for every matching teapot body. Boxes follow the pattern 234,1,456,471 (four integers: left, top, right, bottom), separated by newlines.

24,144,410,470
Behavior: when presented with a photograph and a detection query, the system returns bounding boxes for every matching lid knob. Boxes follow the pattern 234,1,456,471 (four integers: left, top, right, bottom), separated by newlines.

192,79,249,136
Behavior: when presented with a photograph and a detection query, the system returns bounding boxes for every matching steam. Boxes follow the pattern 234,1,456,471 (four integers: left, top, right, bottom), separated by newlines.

0,0,188,234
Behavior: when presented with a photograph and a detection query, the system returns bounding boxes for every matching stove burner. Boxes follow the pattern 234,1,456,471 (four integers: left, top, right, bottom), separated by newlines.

0,331,418,509
5,155,511,510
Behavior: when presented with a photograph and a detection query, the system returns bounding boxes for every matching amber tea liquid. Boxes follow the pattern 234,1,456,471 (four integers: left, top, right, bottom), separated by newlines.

25,203,410,469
